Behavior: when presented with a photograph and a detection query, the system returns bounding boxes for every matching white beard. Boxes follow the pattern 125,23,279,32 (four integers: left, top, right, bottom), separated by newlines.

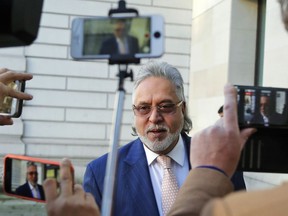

139,121,183,152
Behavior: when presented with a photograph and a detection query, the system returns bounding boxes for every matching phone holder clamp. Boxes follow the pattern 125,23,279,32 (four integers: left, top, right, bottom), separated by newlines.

108,0,139,17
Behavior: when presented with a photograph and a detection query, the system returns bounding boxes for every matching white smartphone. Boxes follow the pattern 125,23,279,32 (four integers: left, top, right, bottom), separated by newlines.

70,15,164,60
0,80,25,118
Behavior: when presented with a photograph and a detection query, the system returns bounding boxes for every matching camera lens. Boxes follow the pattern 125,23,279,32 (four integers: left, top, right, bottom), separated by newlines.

154,31,161,38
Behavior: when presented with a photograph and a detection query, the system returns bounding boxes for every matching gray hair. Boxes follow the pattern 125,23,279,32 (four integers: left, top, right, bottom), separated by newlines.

26,161,37,168
132,61,192,134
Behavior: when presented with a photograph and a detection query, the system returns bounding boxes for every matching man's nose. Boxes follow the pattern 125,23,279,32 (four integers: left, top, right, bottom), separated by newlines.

148,107,163,123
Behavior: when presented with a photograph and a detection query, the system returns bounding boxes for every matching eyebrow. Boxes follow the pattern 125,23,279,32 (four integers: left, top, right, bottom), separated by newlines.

134,99,175,105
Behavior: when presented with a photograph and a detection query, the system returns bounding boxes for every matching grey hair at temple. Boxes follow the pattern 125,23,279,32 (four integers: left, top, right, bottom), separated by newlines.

131,61,192,135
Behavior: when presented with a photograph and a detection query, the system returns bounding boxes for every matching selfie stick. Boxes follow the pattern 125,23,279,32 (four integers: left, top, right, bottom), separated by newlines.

101,1,139,216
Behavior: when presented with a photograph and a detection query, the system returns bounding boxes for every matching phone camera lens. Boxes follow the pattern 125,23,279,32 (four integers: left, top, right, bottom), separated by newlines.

154,31,161,38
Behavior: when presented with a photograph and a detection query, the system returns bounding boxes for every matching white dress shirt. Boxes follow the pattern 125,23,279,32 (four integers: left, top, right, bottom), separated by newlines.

143,135,190,216
28,182,40,199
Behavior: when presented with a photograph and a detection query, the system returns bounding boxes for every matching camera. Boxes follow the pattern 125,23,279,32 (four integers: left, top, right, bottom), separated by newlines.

0,80,25,118
70,15,164,61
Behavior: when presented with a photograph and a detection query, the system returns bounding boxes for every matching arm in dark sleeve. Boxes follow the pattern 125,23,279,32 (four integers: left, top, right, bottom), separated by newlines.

168,168,233,216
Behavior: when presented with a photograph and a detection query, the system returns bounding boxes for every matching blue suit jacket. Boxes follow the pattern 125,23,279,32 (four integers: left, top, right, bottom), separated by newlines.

99,36,139,55
15,182,45,201
83,133,245,216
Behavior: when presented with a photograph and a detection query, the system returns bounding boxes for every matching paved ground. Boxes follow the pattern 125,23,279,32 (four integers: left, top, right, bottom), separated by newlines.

0,192,46,216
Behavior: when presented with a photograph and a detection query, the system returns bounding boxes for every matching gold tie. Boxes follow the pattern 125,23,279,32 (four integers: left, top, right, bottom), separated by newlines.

157,155,179,216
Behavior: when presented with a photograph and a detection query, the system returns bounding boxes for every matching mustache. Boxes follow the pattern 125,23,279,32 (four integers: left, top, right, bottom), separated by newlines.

146,125,169,133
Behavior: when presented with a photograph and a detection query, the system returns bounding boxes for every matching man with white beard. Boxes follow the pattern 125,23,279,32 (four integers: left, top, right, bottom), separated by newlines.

83,60,246,216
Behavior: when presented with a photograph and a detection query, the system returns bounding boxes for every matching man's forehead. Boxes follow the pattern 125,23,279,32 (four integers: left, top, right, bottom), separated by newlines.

27,165,37,170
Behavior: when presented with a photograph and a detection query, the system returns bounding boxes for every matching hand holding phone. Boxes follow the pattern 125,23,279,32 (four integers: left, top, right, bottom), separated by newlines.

44,158,100,216
0,68,33,120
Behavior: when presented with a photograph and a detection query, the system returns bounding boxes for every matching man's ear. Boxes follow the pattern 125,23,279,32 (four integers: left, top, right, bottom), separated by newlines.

182,101,186,115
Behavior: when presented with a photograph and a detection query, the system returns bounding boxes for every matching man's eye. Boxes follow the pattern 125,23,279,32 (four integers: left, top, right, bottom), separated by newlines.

138,106,150,111
159,104,174,109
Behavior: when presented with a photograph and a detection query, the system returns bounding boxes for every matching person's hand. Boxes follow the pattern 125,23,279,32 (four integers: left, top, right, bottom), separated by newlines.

0,68,33,100
44,158,100,216
0,68,33,125
190,84,257,177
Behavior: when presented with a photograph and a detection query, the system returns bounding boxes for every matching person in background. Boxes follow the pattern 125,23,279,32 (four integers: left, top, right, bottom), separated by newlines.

99,19,139,55
0,68,33,125
218,105,224,118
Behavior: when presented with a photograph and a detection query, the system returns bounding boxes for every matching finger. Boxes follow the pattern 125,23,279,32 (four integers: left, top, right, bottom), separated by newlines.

0,116,13,125
43,178,58,202
6,88,33,100
59,158,73,197
0,68,8,75
0,71,33,84
223,84,238,130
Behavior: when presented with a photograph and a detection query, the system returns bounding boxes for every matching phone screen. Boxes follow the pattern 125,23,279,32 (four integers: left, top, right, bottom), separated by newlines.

71,15,164,60
236,85,288,128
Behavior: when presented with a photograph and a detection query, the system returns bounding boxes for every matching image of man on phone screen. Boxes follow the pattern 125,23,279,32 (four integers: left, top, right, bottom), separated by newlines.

15,161,45,201
99,19,139,55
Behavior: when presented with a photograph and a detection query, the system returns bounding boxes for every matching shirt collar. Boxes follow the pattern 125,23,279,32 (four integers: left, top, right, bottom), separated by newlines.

28,181,37,190
143,135,185,167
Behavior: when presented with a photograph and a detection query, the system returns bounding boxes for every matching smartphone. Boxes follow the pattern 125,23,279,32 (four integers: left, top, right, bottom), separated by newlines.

70,15,164,60
235,85,288,173
236,85,288,129
3,154,71,203
0,80,25,117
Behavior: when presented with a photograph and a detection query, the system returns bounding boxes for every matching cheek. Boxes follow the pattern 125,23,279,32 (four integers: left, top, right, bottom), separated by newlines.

167,113,184,133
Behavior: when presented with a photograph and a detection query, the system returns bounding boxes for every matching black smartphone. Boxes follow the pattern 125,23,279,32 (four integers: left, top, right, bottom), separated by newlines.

236,85,288,173
0,80,25,117
3,154,64,203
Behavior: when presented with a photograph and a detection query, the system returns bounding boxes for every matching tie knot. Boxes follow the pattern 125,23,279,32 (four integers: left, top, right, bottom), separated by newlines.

157,155,171,169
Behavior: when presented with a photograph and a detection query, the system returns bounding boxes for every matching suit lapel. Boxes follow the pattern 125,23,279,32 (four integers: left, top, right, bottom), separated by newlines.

181,132,192,170
120,139,159,215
